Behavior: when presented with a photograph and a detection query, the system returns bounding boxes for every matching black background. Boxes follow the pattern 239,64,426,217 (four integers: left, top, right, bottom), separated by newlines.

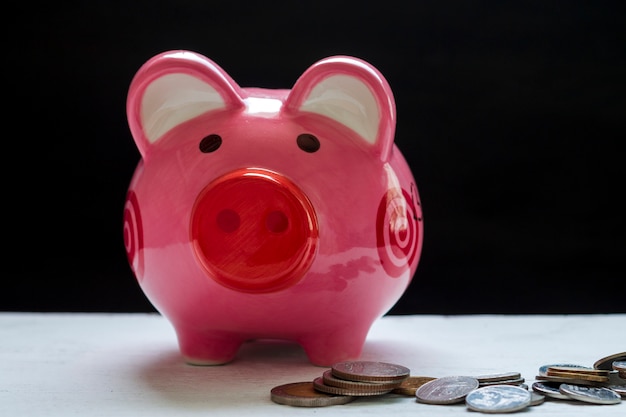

5,1,625,314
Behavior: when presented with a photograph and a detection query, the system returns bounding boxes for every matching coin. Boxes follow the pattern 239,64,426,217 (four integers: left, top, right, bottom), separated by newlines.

474,372,524,387
415,375,480,405
479,377,525,387
613,361,626,372
538,363,588,376
545,368,610,383
270,381,355,407
594,352,626,371
313,376,393,396
474,371,522,383
392,376,437,396
608,385,626,397
535,374,607,387
321,369,403,391
548,366,611,376
465,385,531,413
531,381,571,400
559,383,622,405
530,391,546,406
331,361,410,383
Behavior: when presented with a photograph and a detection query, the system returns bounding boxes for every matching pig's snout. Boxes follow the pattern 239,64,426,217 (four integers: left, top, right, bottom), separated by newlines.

191,168,319,293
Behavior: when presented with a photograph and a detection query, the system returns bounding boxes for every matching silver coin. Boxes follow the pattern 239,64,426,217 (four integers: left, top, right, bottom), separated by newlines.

479,377,525,387
531,381,570,400
474,372,521,383
465,385,531,413
415,375,479,405
559,383,622,405
530,391,546,406
613,361,626,371
537,363,588,376
608,385,626,397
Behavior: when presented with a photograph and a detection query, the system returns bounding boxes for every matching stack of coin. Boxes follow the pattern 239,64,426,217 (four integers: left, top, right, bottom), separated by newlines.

539,365,612,386
474,371,525,387
270,381,356,407
271,360,411,407
313,361,410,396
532,351,626,404
270,352,626,409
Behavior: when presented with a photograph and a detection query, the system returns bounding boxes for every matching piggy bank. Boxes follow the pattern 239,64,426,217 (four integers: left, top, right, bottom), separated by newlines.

123,50,423,366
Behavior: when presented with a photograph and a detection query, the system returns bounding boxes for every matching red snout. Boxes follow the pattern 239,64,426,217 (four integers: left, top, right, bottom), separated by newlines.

191,168,319,293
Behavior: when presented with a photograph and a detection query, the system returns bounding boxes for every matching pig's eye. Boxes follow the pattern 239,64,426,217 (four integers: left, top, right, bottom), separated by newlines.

199,134,222,153
297,133,320,153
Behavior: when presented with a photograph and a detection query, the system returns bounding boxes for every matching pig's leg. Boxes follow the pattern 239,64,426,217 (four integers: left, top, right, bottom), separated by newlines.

299,324,371,367
175,327,244,365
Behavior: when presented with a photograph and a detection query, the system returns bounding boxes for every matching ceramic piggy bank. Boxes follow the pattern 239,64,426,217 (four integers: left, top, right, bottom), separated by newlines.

123,50,423,366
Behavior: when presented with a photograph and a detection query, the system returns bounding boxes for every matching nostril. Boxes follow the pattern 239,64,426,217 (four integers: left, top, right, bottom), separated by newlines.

217,209,240,233
265,210,289,233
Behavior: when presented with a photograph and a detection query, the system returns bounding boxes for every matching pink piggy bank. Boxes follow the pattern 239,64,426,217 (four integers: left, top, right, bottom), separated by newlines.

123,50,423,366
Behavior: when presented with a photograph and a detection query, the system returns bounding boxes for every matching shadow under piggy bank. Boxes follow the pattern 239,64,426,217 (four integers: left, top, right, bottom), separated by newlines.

133,338,420,409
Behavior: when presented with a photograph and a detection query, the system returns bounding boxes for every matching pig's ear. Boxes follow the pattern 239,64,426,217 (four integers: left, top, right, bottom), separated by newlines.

127,50,245,157
284,56,396,161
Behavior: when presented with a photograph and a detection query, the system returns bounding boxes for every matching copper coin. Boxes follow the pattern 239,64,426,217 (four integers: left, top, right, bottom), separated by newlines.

594,352,626,371
546,369,610,383
313,376,393,396
270,381,355,407
535,374,607,387
415,375,480,405
322,369,403,391
547,366,611,376
331,360,410,383
392,376,437,396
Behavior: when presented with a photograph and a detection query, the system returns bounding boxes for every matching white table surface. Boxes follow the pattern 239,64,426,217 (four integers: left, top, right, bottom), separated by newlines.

1,312,624,416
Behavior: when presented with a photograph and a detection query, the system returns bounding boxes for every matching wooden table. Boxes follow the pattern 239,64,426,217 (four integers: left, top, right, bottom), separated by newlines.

1,312,624,416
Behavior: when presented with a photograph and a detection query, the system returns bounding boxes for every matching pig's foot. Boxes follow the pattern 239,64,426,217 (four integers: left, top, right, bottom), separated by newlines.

299,326,370,367
175,329,244,365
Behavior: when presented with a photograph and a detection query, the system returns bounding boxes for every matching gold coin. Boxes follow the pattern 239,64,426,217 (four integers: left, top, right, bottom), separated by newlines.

546,369,609,383
547,366,611,376
331,360,410,383
392,376,437,396
270,381,355,407
313,376,394,396
535,375,607,387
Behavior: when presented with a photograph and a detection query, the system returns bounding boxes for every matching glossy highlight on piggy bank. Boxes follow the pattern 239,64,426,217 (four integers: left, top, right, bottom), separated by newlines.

123,51,423,366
